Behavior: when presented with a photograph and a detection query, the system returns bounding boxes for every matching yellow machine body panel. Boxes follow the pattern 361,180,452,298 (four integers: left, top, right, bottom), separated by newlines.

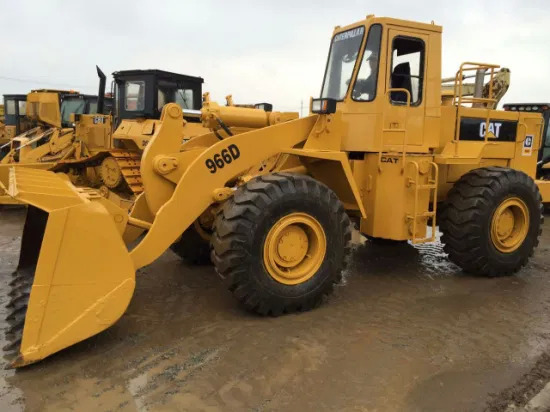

74,114,113,152
26,90,70,129
4,125,18,141
0,162,54,205
0,122,6,145
353,153,435,240
538,180,550,203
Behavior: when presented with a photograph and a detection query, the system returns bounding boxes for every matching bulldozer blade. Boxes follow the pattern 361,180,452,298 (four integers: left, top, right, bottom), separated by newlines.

3,167,135,367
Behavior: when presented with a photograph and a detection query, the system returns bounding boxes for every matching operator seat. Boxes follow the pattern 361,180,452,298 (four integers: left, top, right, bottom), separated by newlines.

391,62,413,104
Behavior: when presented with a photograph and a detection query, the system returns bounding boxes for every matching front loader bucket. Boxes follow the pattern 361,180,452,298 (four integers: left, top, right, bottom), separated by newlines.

3,168,135,367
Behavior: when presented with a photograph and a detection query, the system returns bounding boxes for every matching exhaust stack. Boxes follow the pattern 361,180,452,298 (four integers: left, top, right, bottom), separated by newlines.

96,66,106,114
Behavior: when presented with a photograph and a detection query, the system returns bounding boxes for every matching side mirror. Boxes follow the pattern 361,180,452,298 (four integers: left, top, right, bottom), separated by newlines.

311,98,337,114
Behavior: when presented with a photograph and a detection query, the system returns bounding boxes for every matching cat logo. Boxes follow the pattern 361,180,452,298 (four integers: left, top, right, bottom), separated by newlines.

479,121,502,138
381,156,399,164
522,135,534,156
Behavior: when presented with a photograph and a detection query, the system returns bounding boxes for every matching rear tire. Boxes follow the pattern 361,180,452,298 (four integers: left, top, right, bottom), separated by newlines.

211,173,352,315
440,167,543,276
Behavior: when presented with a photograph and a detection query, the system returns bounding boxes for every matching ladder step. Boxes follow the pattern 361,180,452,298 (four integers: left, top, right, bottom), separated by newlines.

407,211,435,220
418,184,437,190
411,236,436,245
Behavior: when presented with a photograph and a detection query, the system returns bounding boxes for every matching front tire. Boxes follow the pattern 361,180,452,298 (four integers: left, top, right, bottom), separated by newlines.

211,173,352,315
440,167,543,276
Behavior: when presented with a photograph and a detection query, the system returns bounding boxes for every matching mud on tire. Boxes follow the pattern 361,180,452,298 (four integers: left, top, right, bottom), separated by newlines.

440,167,543,276
211,173,353,316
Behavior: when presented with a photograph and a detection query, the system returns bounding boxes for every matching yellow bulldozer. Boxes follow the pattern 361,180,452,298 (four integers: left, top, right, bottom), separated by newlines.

0,68,202,203
3,15,548,367
0,89,112,204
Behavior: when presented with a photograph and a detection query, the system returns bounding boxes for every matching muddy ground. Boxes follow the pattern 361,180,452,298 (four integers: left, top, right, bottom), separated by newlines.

0,208,549,411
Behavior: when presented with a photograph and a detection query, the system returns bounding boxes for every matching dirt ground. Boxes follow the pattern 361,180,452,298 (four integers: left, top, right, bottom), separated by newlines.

0,208,550,412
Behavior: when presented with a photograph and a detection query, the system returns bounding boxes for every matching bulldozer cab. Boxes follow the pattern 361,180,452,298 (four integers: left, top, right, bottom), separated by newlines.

25,90,109,129
26,90,96,129
3,94,29,137
317,16,441,152
112,69,204,128
59,93,113,127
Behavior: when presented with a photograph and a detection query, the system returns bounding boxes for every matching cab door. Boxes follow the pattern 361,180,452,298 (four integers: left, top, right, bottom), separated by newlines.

382,29,428,149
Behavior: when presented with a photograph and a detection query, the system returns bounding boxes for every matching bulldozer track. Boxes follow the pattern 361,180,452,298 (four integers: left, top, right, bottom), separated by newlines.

108,150,143,195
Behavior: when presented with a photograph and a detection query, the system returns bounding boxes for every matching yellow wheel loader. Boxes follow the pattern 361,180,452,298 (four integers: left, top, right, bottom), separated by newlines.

3,15,548,367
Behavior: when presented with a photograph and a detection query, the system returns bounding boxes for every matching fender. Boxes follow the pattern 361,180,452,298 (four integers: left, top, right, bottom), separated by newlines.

282,148,367,218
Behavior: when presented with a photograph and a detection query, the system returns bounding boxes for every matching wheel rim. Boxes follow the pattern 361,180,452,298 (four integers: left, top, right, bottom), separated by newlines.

263,212,326,285
490,197,529,253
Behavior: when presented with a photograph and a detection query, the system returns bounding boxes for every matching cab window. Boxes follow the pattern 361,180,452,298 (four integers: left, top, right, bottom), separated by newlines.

157,84,195,110
320,26,365,101
6,100,16,115
60,97,86,124
18,101,26,115
175,89,194,109
390,37,425,105
352,24,382,101
88,101,98,114
125,81,145,111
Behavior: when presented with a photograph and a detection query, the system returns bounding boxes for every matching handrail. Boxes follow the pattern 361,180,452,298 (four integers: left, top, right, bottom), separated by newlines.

452,62,501,156
380,88,411,172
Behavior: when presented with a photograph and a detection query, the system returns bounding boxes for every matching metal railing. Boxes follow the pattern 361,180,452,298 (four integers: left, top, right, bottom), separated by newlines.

451,62,500,156
379,88,411,172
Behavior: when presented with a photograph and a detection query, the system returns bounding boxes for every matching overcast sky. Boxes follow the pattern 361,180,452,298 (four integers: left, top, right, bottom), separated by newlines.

1,0,549,113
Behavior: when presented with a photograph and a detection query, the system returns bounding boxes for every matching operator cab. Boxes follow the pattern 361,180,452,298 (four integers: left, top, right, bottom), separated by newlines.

112,69,204,128
315,16,440,152
504,103,550,176
59,93,113,127
3,94,28,136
